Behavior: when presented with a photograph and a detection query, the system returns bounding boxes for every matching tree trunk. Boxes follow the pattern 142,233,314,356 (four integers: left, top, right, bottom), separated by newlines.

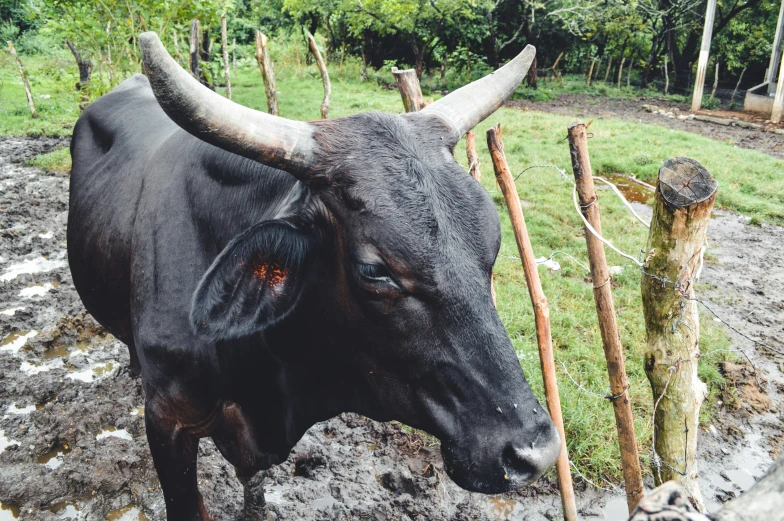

642,157,716,513
7,41,37,118
391,67,424,112
710,63,719,100
254,31,278,116
568,122,644,514
627,59,633,87
664,57,670,94
306,31,331,119
527,56,537,88
221,14,231,99
617,57,626,89
65,39,92,90
189,19,201,80
551,51,564,82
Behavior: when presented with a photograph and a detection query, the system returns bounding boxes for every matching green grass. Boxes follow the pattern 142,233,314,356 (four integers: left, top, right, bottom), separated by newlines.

27,145,70,173
3,47,768,484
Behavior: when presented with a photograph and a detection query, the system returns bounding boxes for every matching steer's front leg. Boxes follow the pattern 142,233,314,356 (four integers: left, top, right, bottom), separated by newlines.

145,393,212,521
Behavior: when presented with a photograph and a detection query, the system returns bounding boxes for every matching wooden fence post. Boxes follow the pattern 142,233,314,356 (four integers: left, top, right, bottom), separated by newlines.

663,57,669,95
487,124,578,521
254,31,278,116
7,41,37,118
604,56,614,82
465,131,481,182
391,67,425,112
567,121,644,513
641,157,716,512
617,57,626,89
587,57,597,86
306,31,331,119
221,13,231,100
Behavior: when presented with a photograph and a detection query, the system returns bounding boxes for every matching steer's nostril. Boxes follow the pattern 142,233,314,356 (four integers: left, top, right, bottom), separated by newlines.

502,430,562,487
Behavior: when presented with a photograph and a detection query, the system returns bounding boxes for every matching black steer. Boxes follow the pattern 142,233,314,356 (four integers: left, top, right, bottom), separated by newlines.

67,32,560,520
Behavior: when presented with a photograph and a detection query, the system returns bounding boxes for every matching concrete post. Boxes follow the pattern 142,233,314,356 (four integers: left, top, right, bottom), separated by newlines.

766,0,784,92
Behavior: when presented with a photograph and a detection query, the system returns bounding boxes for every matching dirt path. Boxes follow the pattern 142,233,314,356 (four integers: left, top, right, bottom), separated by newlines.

0,137,782,521
507,94,784,160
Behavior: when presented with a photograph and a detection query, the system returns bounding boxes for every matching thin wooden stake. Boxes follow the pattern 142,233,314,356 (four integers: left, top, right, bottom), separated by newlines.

7,41,37,118
604,56,614,82
663,57,669,95
189,19,201,80
306,31,331,119
617,57,626,89
587,57,597,86
254,31,278,116
221,13,231,100
731,66,746,103
567,121,644,513
691,0,717,110
487,124,577,521
465,131,481,182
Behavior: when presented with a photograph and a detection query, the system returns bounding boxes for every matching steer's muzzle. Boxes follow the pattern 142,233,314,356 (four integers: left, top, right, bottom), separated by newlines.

440,406,561,493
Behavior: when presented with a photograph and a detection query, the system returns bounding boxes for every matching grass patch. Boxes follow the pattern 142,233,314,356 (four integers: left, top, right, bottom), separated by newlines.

2,48,765,484
28,146,71,173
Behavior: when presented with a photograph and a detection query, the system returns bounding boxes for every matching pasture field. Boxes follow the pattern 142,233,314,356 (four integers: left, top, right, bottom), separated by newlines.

1,45,781,489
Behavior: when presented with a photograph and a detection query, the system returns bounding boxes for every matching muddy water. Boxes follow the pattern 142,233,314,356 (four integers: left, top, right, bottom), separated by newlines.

1,136,783,520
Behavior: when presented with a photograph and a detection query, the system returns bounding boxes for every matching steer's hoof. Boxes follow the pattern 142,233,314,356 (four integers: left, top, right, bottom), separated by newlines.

243,472,268,521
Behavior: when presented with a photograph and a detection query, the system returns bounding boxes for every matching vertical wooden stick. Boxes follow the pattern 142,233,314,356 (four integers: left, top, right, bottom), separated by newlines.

254,31,278,116
617,57,626,89
465,131,481,182
604,56,614,82
172,29,184,66
487,124,577,521
567,121,644,513
189,19,201,80
731,66,746,103
710,62,719,100
221,14,232,100
642,158,716,513
587,57,597,86
306,31,331,119
663,57,669,95
391,67,425,112
7,41,37,118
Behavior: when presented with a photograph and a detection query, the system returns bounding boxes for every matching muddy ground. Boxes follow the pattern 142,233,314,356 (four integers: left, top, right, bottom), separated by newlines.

507,94,784,160
0,123,782,521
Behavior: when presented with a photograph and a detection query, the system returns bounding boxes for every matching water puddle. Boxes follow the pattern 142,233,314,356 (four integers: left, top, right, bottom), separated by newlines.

67,361,116,383
105,504,149,521
485,496,525,519
19,281,59,298
701,431,769,513
20,358,63,374
0,502,20,521
0,306,24,316
264,483,291,505
0,430,20,454
49,501,86,520
5,403,36,416
43,341,90,360
598,173,653,204
0,256,66,282
39,231,53,239
0,330,37,354
37,442,72,470
312,496,338,510
130,407,145,416
96,427,132,442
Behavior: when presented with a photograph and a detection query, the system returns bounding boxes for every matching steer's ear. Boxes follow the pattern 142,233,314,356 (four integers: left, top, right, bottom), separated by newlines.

190,220,317,341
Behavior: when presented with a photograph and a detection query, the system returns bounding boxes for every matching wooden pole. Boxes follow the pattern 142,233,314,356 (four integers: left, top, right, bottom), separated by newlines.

7,41,37,118
772,55,784,123
221,14,231,100
587,57,597,86
642,158,716,512
254,31,278,116
487,124,577,521
306,31,331,119
627,59,633,88
567,122,644,513
604,56,614,82
663,57,669,95
731,66,746,103
617,57,626,89
551,51,564,82
691,0,717,111
710,62,719,100
189,19,201,81
465,131,481,182
391,67,425,112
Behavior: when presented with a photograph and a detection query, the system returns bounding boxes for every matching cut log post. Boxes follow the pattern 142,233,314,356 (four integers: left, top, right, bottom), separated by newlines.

306,31,331,119
691,0,717,110
465,131,481,182
189,19,201,80
221,13,231,99
254,30,278,116
65,39,92,90
641,157,716,512
628,455,784,521
617,57,626,89
567,121,644,513
390,67,425,112
487,124,578,521
587,57,597,86
7,41,37,118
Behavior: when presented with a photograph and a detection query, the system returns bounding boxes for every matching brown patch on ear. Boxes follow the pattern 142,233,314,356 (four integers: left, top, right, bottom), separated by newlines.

253,260,289,287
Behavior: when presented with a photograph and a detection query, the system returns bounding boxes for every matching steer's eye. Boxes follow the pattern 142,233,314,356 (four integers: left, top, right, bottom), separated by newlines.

354,262,402,296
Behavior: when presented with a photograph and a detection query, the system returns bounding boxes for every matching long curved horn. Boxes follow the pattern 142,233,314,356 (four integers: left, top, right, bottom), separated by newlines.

420,45,536,144
138,32,317,175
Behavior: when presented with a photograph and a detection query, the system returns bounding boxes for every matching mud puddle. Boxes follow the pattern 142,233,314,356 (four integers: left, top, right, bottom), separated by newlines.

1,136,783,520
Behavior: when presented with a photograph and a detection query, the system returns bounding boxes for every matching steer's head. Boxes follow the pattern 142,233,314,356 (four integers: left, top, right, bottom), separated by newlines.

139,32,560,494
